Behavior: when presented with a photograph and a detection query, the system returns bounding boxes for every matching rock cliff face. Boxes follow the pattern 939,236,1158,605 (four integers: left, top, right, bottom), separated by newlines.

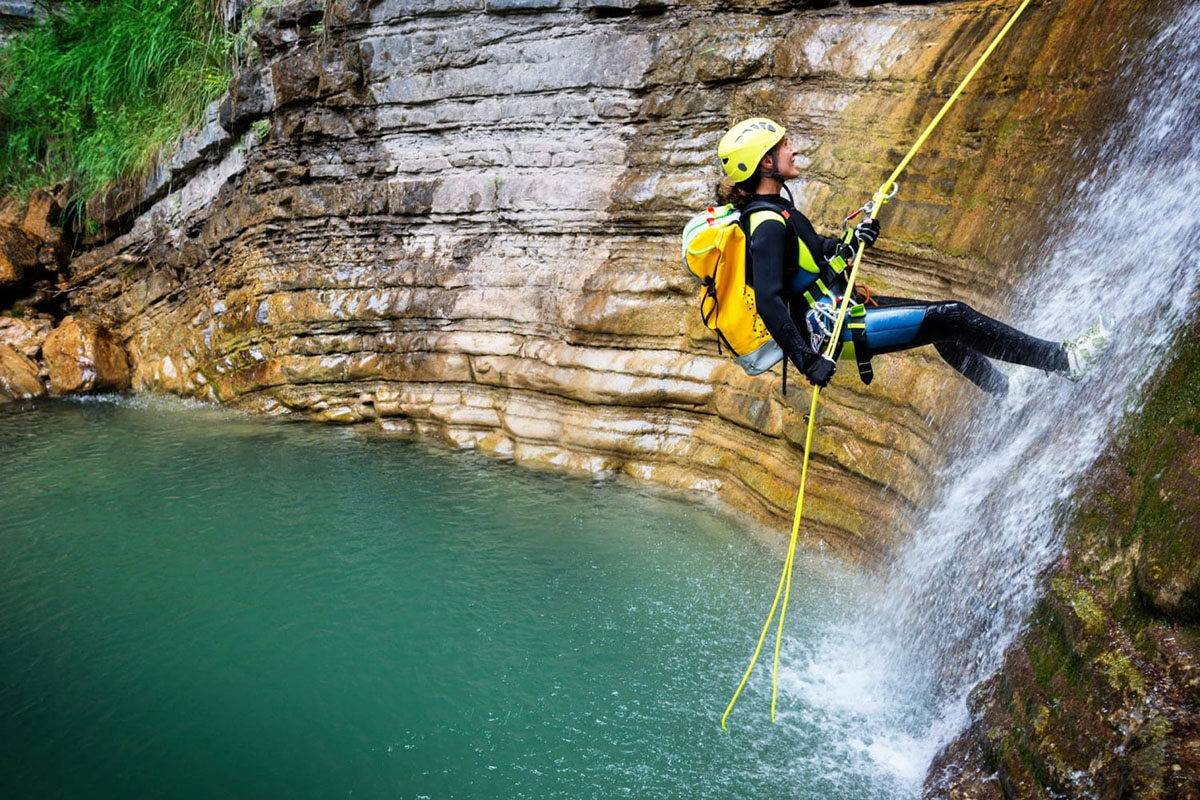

0,1,42,47
926,321,1200,799
58,0,1153,559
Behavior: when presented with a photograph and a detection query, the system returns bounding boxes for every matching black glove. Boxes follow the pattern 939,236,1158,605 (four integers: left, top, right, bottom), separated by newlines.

803,355,836,388
853,217,880,248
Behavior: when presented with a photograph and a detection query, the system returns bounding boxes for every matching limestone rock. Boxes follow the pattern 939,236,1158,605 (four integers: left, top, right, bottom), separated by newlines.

42,316,131,394
0,0,42,48
0,313,52,359
0,343,44,400
271,49,321,108
252,0,325,58
0,196,21,226
219,66,275,134
84,180,146,231
0,1,40,20
168,100,232,175
21,186,59,240
0,222,39,287
20,187,68,269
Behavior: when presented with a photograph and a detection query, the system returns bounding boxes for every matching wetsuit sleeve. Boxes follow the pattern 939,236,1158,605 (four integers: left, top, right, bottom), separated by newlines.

748,217,819,372
819,231,849,260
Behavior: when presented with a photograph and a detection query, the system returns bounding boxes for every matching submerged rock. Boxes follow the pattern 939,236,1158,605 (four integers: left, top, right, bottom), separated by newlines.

42,316,131,395
0,343,44,400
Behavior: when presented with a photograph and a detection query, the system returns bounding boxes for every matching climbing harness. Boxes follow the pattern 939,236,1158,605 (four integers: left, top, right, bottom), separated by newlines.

720,0,1036,729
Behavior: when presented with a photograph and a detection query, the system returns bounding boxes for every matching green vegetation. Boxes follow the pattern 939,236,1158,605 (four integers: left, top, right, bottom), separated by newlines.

0,0,233,209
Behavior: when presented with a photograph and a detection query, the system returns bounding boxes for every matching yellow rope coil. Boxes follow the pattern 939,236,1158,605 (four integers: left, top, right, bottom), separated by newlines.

721,0,1035,730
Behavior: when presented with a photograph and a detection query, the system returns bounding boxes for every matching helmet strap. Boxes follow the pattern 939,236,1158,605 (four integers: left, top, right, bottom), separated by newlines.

759,143,793,204
762,144,783,181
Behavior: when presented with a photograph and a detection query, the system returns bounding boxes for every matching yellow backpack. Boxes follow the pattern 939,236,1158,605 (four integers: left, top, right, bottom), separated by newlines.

681,202,784,375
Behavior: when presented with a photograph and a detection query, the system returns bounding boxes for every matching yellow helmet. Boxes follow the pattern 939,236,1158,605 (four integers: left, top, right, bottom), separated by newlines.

718,117,786,183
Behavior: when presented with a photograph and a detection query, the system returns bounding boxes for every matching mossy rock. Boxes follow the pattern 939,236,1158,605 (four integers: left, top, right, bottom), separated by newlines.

934,321,1200,797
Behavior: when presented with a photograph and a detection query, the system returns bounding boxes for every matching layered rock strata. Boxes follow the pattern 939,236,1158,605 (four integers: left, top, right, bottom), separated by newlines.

58,0,1153,559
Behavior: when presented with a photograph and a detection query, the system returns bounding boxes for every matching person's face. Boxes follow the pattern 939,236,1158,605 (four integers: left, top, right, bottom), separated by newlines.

763,136,801,180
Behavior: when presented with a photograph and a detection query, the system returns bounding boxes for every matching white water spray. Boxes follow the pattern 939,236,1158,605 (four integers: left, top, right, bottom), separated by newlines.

781,4,1200,795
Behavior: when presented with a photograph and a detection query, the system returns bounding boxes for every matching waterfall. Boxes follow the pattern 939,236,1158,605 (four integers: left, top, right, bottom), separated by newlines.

780,3,1200,794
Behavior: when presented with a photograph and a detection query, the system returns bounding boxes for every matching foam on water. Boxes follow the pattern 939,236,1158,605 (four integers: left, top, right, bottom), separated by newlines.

778,4,1200,795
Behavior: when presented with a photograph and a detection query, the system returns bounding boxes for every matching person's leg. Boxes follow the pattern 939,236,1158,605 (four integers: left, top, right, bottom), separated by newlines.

933,341,1010,395
851,298,1008,392
917,301,1068,372
863,298,1068,373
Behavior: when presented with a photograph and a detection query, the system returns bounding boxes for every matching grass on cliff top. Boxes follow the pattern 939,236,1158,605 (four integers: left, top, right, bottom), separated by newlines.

0,0,233,211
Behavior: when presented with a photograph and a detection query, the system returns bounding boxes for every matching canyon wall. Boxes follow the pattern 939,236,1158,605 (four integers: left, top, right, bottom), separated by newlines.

59,0,1151,560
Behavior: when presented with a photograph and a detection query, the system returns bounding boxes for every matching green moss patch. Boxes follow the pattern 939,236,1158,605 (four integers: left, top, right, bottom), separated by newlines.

1051,575,1108,637
1095,648,1146,696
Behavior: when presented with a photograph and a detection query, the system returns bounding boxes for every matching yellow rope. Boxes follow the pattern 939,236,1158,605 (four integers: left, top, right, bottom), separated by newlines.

721,0,1035,730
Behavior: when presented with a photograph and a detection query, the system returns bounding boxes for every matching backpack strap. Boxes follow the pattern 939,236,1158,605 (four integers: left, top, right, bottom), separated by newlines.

739,200,790,290
738,200,790,394
738,200,787,235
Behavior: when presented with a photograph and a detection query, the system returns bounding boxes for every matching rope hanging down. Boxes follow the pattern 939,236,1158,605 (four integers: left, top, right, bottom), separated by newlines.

721,0,1035,730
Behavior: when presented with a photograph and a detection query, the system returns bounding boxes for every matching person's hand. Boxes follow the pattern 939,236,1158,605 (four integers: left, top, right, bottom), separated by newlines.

854,217,880,248
804,355,836,388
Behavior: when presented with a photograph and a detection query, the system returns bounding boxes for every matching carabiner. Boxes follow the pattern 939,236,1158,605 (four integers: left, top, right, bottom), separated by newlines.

870,181,900,213
845,182,899,231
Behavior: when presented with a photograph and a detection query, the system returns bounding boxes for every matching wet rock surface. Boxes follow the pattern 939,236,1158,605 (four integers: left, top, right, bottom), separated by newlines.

0,342,44,400
42,316,131,395
0,313,52,359
0,223,39,287
926,320,1200,799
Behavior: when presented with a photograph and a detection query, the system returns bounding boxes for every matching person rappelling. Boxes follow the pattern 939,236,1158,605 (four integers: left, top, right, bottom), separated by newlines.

683,117,1111,395
706,2,1116,731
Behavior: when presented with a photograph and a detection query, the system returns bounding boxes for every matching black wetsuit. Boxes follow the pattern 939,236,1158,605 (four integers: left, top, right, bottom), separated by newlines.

742,193,1069,394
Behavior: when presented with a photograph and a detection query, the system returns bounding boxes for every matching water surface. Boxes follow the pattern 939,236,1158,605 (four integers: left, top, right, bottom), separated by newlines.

0,397,887,800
